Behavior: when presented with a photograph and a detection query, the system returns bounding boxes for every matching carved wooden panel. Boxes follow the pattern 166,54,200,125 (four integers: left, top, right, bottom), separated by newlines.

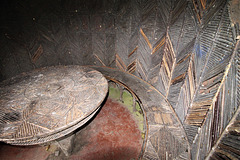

0,66,108,145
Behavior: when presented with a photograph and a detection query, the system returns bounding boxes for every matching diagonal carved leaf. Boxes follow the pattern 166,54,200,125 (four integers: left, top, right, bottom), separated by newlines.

201,0,226,29
132,0,171,81
185,3,235,126
157,34,175,95
155,1,197,98
206,99,240,159
140,28,152,49
191,40,240,158
167,39,196,108
127,59,137,74
115,53,127,71
31,44,43,63
192,0,206,22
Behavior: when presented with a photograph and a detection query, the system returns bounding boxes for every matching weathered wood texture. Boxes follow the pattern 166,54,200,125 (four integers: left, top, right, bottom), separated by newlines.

206,101,240,160
0,0,239,159
190,38,240,160
186,0,240,158
0,66,108,145
204,38,240,160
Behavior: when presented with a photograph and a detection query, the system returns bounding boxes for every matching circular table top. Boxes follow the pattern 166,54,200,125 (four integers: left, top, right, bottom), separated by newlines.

0,66,108,144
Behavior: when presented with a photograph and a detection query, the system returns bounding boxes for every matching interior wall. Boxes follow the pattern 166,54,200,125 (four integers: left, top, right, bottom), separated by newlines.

0,0,239,159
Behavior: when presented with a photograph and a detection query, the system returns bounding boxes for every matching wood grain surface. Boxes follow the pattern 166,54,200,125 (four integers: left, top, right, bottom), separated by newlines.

0,66,108,145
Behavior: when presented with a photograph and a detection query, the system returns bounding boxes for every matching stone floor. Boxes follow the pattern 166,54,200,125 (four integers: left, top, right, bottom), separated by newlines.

0,98,143,160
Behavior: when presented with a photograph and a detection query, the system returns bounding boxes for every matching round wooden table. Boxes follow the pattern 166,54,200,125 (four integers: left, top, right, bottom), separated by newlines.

0,66,108,145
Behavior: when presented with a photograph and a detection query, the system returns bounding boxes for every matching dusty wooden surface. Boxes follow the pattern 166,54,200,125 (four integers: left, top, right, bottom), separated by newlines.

0,0,239,158
206,106,240,160
0,66,108,145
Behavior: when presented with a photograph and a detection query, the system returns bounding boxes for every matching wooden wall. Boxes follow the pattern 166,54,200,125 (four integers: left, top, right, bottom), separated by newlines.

0,0,239,159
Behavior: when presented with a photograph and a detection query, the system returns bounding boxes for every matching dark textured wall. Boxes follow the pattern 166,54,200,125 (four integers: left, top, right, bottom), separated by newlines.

0,0,239,159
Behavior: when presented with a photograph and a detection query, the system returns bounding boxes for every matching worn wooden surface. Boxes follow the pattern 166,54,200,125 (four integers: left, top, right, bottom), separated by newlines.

206,105,240,160
0,0,239,159
0,66,108,145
